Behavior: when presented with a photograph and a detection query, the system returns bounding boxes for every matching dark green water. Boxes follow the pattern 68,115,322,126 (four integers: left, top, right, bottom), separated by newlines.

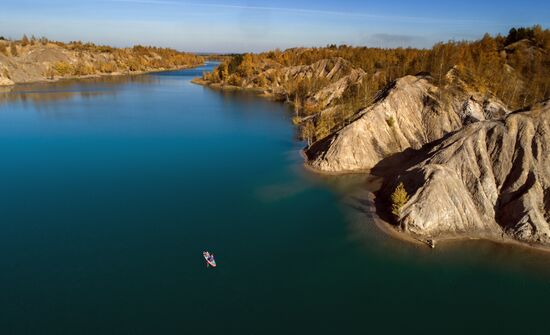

2,63,550,335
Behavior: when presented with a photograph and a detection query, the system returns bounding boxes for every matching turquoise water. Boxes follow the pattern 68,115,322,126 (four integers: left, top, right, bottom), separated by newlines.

1,63,550,334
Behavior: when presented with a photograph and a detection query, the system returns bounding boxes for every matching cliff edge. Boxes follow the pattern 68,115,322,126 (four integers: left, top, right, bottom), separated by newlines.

305,75,508,172
380,101,550,246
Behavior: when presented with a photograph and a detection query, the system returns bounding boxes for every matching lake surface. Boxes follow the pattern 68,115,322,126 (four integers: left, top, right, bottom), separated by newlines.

2,63,550,334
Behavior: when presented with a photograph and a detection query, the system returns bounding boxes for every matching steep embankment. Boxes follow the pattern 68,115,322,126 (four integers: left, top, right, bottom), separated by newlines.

0,40,203,85
213,57,367,108
305,75,509,172
380,101,550,246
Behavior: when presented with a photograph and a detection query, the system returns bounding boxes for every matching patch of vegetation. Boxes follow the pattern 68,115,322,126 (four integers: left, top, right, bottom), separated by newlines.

73,61,95,76
386,116,395,127
97,61,117,73
52,62,74,76
291,116,302,126
391,182,410,219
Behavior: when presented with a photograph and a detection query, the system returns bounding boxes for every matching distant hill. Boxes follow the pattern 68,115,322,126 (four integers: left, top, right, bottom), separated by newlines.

0,37,203,85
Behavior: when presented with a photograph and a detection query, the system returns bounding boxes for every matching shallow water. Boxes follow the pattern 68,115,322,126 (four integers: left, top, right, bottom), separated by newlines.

1,63,550,335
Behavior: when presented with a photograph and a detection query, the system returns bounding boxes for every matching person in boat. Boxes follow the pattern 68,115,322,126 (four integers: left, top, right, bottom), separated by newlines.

203,251,214,262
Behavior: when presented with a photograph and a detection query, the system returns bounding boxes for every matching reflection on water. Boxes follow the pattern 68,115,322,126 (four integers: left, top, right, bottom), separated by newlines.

0,74,158,108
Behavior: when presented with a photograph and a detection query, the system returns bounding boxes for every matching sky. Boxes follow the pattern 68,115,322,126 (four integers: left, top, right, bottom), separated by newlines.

1,0,549,53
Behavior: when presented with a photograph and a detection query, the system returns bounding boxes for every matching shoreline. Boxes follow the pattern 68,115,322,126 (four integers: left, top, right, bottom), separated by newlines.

191,78,280,99
344,169,550,254
1,63,204,87
376,215,550,254
198,76,550,255
366,190,550,254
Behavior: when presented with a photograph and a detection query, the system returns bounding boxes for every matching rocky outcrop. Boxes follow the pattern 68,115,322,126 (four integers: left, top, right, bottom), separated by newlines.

0,62,15,85
0,44,72,84
244,57,367,108
295,59,548,248
305,75,509,172
312,68,367,109
276,57,358,84
0,77,14,86
0,43,96,85
383,101,550,245
0,72,14,86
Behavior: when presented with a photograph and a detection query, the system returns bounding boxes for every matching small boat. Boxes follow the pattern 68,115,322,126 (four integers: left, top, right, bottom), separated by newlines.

203,251,217,267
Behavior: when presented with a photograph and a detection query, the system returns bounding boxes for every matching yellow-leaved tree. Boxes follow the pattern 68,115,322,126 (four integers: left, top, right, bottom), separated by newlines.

391,182,409,219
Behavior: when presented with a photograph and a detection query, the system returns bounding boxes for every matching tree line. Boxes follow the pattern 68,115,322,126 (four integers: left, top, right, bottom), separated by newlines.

202,25,550,145
205,25,549,111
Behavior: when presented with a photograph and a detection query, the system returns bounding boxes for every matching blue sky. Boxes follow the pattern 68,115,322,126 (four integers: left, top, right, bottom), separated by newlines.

1,0,549,52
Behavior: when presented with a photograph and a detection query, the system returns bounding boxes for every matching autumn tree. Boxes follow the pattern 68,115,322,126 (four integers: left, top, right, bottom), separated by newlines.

391,182,410,219
315,112,336,141
53,61,74,76
301,120,315,148
218,62,229,82
257,74,268,87
237,53,254,78
21,34,29,46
